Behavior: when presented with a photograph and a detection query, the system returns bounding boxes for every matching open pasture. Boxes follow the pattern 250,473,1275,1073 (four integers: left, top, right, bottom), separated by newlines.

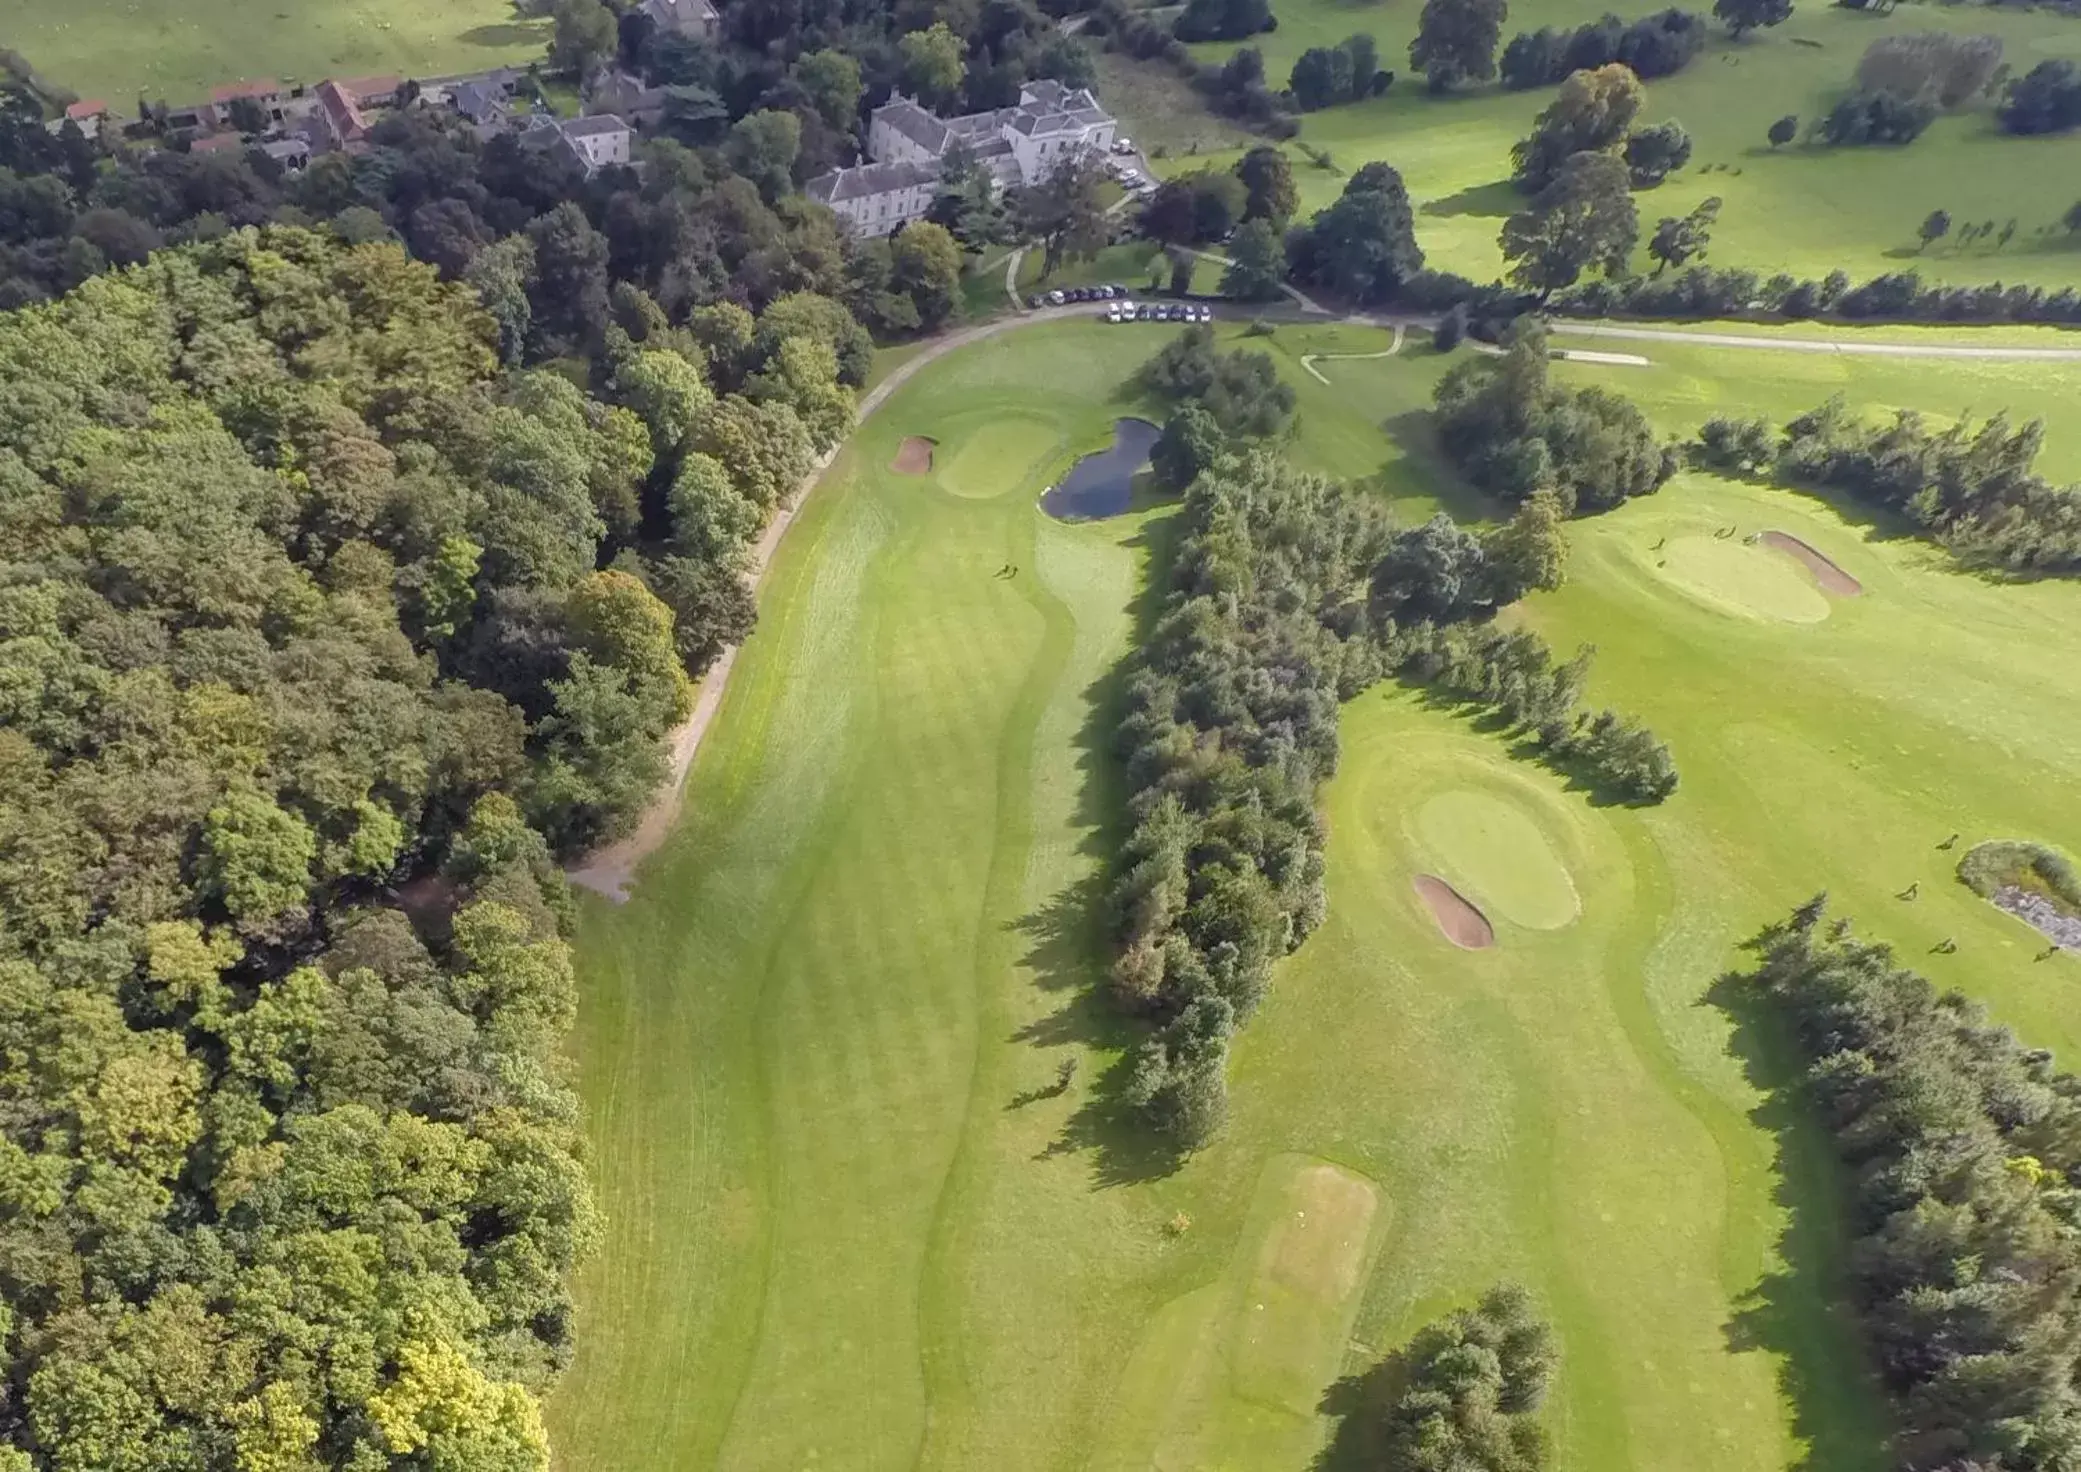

552,317,2081,1472
14,0,545,105
1134,0,2081,288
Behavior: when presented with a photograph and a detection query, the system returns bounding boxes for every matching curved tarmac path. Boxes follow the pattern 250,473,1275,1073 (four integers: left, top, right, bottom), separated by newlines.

570,304,2081,899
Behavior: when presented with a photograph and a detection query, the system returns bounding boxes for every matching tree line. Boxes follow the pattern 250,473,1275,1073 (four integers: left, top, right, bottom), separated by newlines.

1112,328,1675,1147
1733,898,2081,1472
1692,396,2081,577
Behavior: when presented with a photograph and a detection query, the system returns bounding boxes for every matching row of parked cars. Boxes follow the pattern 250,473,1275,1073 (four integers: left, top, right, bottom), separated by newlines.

1105,301,1213,324
1028,284,1130,308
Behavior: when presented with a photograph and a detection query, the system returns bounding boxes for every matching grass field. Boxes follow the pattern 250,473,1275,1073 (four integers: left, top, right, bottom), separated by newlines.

1121,0,2081,289
15,0,545,105
551,316,2081,1471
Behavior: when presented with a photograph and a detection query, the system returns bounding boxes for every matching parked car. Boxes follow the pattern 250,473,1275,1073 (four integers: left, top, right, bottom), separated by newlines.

1047,290,1064,305
1105,304,1123,322
1112,138,1134,154
1195,304,1214,322
1027,293,1045,309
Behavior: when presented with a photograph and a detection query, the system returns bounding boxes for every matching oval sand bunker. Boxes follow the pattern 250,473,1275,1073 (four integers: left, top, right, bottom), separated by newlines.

1414,875,1495,949
1658,534,1830,624
1760,531,1863,596
1416,790,1580,931
890,436,935,474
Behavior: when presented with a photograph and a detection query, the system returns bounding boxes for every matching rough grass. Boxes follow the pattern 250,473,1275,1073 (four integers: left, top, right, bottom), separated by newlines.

552,318,2081,1472
16,0,545,104
1125,0,2081,287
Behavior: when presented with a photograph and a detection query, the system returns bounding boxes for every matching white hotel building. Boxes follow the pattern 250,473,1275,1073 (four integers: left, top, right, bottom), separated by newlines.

807,80,1117,236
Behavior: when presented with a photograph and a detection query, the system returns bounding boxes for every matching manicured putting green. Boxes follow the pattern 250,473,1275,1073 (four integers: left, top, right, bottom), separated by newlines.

940,414,1063,499
1416,789,1581,932
1656,535,1832,624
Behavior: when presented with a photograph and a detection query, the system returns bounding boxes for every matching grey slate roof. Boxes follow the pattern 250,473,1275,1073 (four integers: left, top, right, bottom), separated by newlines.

562,114,631,139
806,159,939,203
874,98,949,154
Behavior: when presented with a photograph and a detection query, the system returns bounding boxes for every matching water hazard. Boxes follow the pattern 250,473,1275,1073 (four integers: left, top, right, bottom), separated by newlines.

1040,417,1160,521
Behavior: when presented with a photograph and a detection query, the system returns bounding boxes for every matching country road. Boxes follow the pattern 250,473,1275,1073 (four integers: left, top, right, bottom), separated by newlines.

1546,319,2081,360
570,299,2079,898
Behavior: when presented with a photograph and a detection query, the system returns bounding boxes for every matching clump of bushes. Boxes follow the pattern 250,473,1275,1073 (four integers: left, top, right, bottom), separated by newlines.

1502,8,1708,89
1856,31,2003,109
1433,321,1679,514
1780,396,2081,576
1326,1284,1558,1469
1959,840,2081,912
1692,414,1775,474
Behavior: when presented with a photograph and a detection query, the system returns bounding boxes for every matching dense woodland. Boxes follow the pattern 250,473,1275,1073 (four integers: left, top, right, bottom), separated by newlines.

0,221,857,1468
1736,900,2081,1472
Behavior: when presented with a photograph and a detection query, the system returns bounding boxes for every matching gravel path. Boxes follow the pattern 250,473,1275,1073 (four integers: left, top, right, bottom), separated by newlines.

1548,320,2081,361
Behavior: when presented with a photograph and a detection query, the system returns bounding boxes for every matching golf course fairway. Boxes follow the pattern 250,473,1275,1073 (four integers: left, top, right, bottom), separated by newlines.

551,319,2081,1472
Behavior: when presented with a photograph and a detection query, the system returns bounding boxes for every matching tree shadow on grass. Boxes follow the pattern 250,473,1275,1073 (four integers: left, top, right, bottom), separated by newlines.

460,21,546,47
1311,1343,1417,1470
1008,511,1194,1189
1400,683,1665,810
1420,180,1520,221
1709,974,1894,1472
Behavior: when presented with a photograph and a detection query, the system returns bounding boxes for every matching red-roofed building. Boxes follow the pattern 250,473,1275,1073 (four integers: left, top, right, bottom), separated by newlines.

314,80,369,151
209,79,281,105
54,98,111,140
189,132,250,156
335,75,403,108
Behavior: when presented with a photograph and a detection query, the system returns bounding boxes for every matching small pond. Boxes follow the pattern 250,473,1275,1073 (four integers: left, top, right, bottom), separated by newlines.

1040,417,1160,521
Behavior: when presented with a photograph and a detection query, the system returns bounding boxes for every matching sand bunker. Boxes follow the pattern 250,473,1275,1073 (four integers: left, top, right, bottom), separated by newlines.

890,436,935,474
1414,874,1495,949
1761,531,1863,596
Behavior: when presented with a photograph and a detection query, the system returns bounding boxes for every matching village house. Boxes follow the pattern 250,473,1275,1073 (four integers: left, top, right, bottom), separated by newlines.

640,0,722,41
203,79,283,131
808,81,1117,237
521,113,636,177
586,68,668,129
61,99,109,140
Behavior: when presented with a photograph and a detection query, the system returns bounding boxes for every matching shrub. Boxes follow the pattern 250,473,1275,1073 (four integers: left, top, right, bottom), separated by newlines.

1856,32,2003,110
1958,840,2081,912
1693,414,1775,473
